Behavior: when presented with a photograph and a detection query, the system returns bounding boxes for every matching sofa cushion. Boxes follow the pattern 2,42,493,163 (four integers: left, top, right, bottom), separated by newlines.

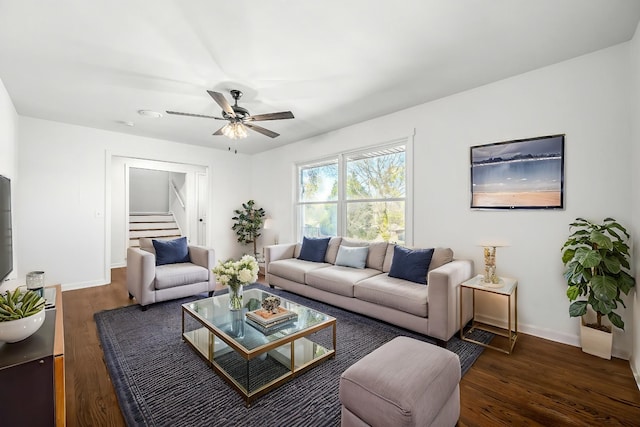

306,266,382,297
429,247,454,272
355,273,429,317
340,238,388,271
383,245,453,274
268,258,330,283
335,245,369,269
153,237,191,266
325,237,343,264
298,237,331,262
388,245,434,285
154,262,208,290
366,242,388,271
383,243,395,273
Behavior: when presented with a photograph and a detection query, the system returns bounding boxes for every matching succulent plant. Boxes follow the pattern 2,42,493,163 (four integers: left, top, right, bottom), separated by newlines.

0,288,46,321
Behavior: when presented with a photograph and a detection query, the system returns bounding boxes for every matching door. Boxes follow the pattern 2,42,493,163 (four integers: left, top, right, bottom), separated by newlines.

196,172,208,246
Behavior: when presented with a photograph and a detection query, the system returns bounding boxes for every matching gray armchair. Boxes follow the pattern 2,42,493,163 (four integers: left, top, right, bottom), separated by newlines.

126,238,216,310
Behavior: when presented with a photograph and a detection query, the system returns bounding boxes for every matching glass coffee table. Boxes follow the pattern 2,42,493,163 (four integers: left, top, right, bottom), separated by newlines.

181,288,336,406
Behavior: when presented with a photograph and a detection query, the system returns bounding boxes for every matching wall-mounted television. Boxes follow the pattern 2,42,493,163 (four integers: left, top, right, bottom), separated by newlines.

0,175,13,282
470,134,565,210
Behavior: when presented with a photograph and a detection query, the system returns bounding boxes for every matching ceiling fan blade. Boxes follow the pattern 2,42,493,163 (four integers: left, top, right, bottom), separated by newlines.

166,111,224,120
247,111,295,121
245,123,280,138
212,126,226,136
207,90,235,118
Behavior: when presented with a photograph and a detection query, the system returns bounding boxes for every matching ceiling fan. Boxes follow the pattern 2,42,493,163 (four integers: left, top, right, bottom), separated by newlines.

166,89,295,144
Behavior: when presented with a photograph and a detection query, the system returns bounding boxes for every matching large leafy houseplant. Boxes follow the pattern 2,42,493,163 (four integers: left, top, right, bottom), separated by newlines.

231,200,266,257
561,217,635,331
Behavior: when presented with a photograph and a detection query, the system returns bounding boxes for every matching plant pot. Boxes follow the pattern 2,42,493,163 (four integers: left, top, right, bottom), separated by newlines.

580,316,612,360
0,309,46,343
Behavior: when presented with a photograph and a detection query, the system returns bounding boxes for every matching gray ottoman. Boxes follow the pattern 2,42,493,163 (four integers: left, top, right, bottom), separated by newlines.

339,336,461,427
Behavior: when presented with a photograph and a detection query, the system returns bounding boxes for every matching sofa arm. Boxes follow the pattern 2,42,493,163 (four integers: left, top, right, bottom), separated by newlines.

264,243,297,282
426,259,474,341
265,243,297,263
126,247,157,307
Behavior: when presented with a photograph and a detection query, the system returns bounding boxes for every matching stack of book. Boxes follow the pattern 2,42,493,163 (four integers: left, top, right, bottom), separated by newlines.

246,307,298,335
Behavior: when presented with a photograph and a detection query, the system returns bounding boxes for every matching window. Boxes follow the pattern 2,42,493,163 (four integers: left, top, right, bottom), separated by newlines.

296,139,411,244
297,159,338,238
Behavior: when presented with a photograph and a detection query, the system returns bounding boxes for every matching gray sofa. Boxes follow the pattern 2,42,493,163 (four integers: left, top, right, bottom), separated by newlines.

264,237,474,342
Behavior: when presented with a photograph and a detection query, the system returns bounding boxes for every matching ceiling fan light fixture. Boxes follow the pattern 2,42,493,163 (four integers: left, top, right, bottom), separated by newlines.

222,122,248,140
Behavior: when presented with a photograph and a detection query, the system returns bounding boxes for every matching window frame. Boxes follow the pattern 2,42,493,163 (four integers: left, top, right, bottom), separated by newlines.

294,134,414,245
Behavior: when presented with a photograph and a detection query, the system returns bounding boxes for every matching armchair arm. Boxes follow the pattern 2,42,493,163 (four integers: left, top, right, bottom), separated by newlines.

426,259,474,341
189,245,215,269
188,245,216,289
126,247,157,306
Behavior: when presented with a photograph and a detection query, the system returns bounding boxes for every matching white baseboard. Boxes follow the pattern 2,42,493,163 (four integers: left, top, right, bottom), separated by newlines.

632,361,640,391
61,278,110,292
111,261,126,269
473,314,630,360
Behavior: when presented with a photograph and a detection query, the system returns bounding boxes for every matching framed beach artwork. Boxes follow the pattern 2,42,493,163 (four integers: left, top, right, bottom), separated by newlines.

470,134,565,209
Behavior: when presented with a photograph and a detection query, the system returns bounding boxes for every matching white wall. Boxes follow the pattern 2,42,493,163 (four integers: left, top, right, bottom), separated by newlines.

129,168,169,213
252,43,635,357
629,21,640,387
0,77,18,284
18,117,252,290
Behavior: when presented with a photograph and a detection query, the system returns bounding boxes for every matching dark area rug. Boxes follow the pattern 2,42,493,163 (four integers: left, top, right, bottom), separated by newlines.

95,284,492,427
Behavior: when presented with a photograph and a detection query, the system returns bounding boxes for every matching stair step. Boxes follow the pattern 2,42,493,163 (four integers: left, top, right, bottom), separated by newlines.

130,229,181,238
129,222,178,231
129,214,174,223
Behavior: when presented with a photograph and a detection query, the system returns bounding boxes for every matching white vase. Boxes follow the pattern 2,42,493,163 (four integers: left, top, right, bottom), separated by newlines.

580,316,613,360
0,309,46,343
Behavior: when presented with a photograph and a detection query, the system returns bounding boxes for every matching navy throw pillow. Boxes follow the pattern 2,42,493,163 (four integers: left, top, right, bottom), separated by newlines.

388,245,434,285
298,237,331,263
153,237,191,266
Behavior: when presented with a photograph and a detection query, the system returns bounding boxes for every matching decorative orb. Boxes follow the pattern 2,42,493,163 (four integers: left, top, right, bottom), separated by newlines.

262,296,281,314
0,310,46,343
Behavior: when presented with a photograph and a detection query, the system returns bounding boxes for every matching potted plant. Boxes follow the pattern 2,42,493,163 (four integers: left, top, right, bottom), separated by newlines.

561,217,636,359
0,288,47,343
231,200,266,258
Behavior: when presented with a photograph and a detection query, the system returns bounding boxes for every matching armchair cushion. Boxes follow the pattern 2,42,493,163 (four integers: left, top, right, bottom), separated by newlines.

153,237,190,266
154,263,209,290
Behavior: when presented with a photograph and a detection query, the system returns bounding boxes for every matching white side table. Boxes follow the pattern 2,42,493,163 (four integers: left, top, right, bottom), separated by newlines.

460,274,518,354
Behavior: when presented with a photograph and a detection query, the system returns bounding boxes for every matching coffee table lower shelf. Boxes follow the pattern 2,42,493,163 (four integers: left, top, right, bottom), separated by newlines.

182,319,336,406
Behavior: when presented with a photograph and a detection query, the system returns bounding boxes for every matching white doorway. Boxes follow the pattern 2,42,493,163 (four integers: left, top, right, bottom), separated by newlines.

109,156,209,268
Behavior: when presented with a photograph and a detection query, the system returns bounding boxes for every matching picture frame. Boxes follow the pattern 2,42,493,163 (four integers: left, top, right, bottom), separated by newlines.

470,134,565,209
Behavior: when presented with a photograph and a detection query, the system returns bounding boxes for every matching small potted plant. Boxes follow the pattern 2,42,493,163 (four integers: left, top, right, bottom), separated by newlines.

0,288,47,343
561,217,636,359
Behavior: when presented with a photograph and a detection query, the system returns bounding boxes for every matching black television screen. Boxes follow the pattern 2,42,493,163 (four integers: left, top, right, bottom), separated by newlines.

0,175,12,282
470,134,565,209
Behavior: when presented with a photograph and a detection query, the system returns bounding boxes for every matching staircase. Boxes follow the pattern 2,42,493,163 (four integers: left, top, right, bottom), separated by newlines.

129,213,182,248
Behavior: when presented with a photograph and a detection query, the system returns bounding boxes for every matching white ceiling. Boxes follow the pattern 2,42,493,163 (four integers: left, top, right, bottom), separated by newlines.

1,1,639,155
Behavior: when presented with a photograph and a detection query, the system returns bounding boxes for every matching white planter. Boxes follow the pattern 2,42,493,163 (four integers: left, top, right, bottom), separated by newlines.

0,309,46,343
580,316,613,360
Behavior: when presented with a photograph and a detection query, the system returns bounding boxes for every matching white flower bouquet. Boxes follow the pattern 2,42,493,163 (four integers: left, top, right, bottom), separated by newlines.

212,255,259,309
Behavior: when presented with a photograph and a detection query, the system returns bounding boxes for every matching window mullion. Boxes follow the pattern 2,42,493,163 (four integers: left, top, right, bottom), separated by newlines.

338,153,346,237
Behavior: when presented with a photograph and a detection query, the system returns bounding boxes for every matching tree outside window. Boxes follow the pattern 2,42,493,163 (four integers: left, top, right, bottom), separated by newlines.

297,144,407,244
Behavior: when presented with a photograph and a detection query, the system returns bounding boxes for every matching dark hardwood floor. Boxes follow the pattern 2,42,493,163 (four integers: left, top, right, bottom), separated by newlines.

62,268,640,426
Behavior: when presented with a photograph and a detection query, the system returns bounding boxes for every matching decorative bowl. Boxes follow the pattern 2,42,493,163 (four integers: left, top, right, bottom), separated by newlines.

0,309,46,343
